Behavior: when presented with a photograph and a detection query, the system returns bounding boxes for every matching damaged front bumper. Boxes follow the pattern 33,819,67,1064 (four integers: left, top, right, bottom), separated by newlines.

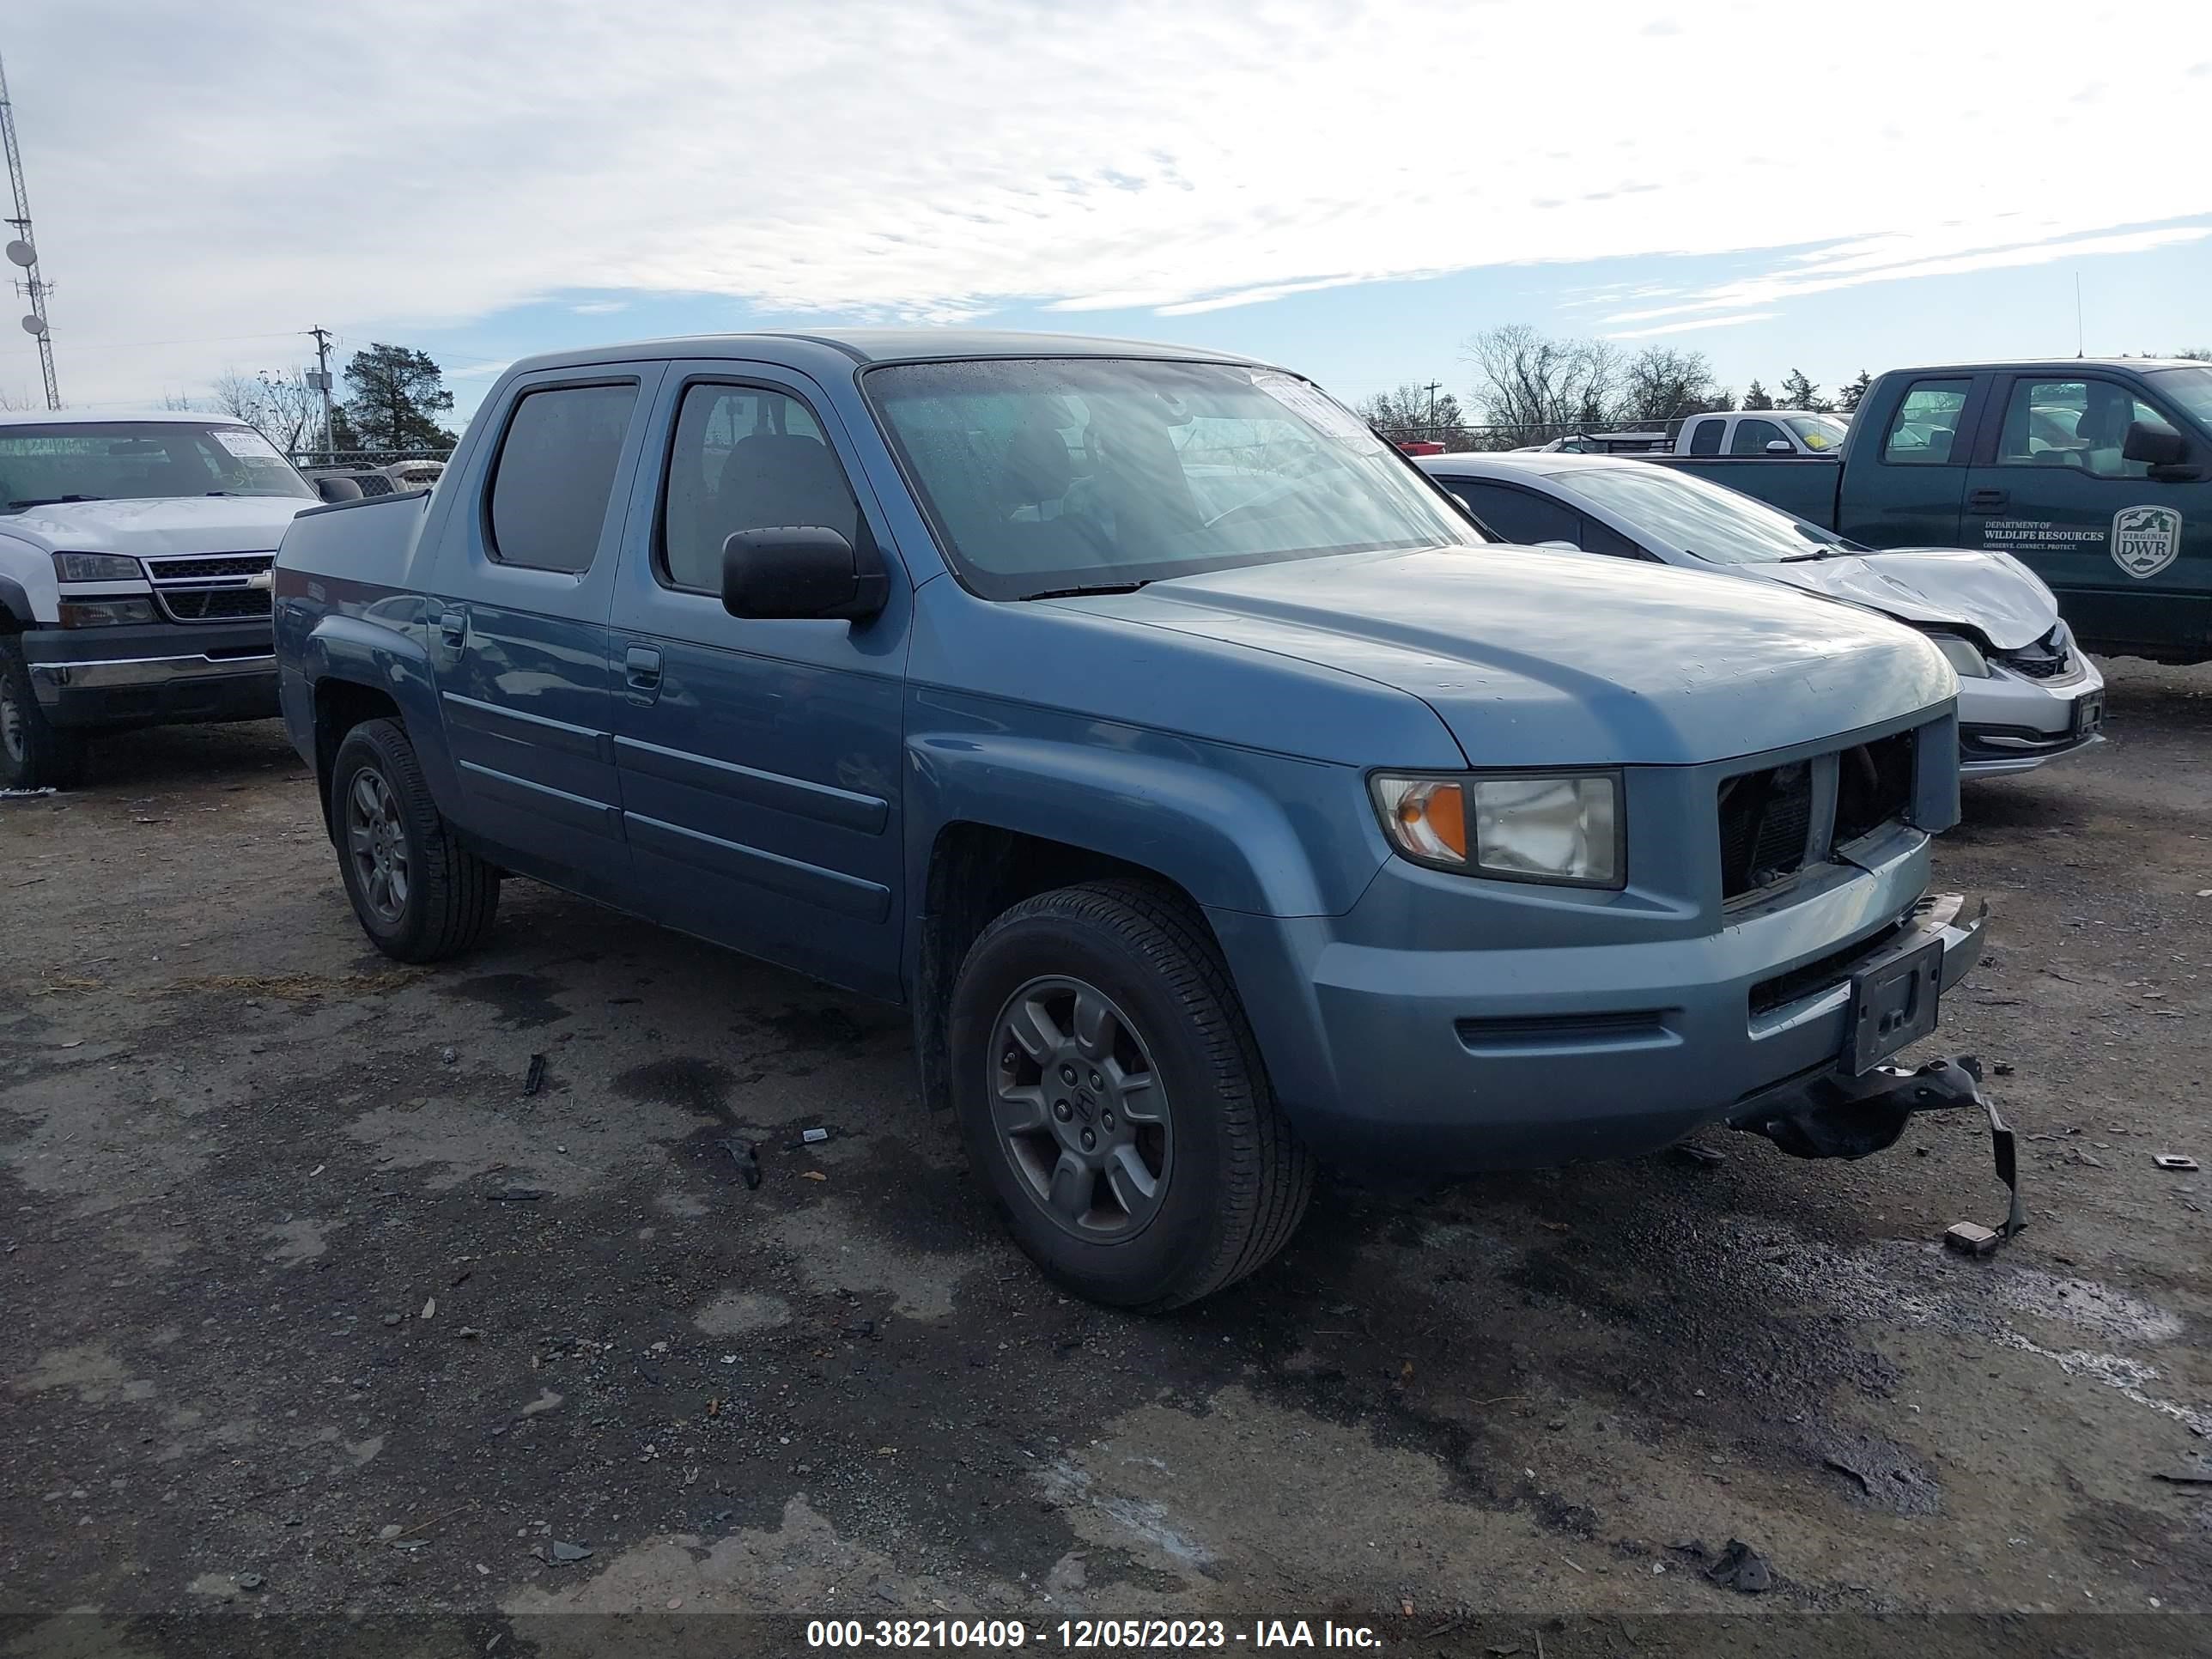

1735,1051,2027,1249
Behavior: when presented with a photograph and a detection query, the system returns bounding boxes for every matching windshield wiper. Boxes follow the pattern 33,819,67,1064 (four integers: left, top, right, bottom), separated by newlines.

1022,580,1151,601
6,494,103,508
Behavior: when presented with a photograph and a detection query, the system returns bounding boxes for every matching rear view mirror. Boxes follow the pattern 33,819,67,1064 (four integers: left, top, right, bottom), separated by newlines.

2123,417,2188,467
313,475,363,503
722,527,888,622
1765,439,1794,455
1534,539,1581,551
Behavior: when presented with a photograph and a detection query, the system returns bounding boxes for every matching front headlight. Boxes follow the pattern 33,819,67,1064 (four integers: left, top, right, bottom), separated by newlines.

1929,634,1990,678
52,551,142,583
59,598,158,628
1371,771,1623,887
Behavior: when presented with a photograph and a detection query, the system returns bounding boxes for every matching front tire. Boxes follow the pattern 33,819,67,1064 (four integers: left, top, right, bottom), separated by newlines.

330,718,499,963
947,880,1314,1310
0,635,91,791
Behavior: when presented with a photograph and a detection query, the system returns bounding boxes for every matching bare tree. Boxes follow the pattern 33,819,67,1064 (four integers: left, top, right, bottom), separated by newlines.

210,368,323,453
1463,325,1623,447
1618,348,1727,425
1354,381,1473,449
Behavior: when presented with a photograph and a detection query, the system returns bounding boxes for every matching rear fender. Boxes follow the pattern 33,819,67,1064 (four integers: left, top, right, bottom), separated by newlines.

298,611,459,812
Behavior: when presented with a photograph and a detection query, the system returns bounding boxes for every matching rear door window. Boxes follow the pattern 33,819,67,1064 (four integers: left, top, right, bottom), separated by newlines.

1686,417,1724,456
1444,481,1581,545
1881,379,1972,465
487,382,641,573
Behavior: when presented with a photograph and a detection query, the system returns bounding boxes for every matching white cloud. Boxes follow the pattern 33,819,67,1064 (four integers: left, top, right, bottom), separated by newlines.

569,301,628,315
1605,311,1778,340
4,0,2209,404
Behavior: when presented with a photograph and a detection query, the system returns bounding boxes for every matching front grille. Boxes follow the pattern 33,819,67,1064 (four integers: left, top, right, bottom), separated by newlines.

1834,729,1916,844
147,554,270,580
1718,762,1814,900
160,587,271,621
1718,728,1918,902
1997,627,2071,680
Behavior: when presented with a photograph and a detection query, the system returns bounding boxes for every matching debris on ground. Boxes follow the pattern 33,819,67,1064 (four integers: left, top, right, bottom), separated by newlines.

484,1185,547,1202
2152,1468,2212,1486
235,1572,264,1591
2153,1154,2200,1171
441,1047,458,1065
1676,1144,1725,1166
720,1136,763,1190
1704,1539,1772,1594
802,1126,830,1144
520,1390,563,1419
550,1541,592,1563
799,1170,828,1182
1944,1222,2000,1257
524,1054,546,1097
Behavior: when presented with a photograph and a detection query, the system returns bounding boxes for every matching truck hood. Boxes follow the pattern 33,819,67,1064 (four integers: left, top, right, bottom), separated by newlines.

1052,546,1952,768
0,495,312,557
1747,546,2057,653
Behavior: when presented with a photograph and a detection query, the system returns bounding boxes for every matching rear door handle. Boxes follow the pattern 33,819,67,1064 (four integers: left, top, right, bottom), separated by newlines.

437,606,467,647
624,643,664,702
1966,488,2008,512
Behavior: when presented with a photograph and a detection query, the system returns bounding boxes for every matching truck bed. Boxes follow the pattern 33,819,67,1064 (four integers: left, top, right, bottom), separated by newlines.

1638,454,1843,527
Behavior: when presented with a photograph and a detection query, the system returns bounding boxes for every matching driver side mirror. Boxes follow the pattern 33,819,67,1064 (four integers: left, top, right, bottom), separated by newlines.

2123,416,2198,479
313,474,363,503
721,526,888,622
1764,439,1794,455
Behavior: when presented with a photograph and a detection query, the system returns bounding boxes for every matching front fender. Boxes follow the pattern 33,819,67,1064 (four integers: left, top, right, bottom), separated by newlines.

904,725,1382,921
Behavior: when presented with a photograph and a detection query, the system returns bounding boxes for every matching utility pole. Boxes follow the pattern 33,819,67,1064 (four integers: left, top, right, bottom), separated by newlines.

1421,380,1442,437
307,325,336,459
0,49,60,410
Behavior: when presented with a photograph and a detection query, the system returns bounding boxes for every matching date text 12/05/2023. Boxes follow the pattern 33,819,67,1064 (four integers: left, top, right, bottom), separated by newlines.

805,1618,1385,1649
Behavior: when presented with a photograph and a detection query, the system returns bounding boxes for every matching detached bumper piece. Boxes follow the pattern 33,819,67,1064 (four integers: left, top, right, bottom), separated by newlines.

1741,1054,2027,1251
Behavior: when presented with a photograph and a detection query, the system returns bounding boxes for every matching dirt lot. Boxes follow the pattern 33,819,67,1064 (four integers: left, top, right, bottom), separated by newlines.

4,662,2209,1656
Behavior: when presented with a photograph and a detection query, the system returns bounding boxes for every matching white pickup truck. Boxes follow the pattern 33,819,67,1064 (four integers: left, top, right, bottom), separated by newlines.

1672,409,1849,457
0,410,334,788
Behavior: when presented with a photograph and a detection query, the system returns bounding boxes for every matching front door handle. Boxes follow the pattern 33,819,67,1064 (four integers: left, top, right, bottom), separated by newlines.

624,644,664,702
437,606,467,647
1966,488,2008,512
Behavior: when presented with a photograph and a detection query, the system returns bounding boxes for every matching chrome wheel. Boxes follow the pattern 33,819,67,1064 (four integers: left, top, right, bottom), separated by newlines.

989,975,1170,1241
344,766,410,924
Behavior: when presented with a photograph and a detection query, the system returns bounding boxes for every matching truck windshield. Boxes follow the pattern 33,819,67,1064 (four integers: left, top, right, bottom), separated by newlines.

1555,464,1863,565
0,422,316,510
865,358,1480,599
2147,366,2212,429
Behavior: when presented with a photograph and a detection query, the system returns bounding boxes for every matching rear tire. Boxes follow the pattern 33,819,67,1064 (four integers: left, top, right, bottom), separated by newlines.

947,879,1314,1310
0,635,90,791
330,718,499,962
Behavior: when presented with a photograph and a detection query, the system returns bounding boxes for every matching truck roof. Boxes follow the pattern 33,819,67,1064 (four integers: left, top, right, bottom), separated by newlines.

503,328,1269,378
1887,357,2206,375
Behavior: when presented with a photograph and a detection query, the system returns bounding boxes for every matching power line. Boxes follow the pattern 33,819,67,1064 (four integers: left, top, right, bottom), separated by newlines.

0,47,59,409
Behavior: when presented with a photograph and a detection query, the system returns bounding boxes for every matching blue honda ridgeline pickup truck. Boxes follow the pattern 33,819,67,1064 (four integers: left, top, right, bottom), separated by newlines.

275,331,1992,1309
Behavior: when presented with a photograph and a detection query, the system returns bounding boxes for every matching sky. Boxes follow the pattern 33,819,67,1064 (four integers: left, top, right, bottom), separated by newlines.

4,0,2208,428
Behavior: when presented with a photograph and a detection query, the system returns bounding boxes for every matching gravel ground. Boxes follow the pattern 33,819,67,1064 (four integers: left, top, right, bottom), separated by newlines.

3,660,2209,1657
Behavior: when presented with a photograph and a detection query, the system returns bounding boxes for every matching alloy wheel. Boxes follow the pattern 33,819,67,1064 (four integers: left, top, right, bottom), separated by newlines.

988,975,1171,1240
344,766,411,924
